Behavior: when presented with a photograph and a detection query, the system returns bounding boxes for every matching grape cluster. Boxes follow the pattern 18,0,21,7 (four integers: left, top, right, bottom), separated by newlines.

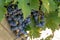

37,11,44,27
31,10,39,25
31,10,44,27
5,3,30,38
5,2,44,39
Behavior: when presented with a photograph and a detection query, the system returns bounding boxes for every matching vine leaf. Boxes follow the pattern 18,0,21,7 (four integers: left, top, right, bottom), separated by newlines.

42,0,49,13
5,0,12,3
41,0,57,13
28,16,40,38
30,0,39,10
58,6,60,17
45,12,60,31
18,0,39,19
49,0,57,12
0,0,6,22
18,0,31,19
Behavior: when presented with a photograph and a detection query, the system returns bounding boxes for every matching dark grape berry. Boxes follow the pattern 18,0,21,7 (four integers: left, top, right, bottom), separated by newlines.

22,22,26,28
37,21,44,27
20,30,27,34
7,4,18,13
9,21,17,26
11,25,19,30
40,15,44,20
26,17,30,22
18,25,23,30
7,7,12,13
40,21,44,25
34,15,38,21
31,10,39,25
7,16,12,21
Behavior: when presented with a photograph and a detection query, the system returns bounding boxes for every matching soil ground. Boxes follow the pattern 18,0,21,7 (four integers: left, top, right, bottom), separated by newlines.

0,18,24,40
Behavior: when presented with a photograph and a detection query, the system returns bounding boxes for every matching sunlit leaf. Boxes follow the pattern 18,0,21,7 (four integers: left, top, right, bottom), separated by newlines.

30,0,39,10
18,0,31,19
58,6,60,17
0,0,6,22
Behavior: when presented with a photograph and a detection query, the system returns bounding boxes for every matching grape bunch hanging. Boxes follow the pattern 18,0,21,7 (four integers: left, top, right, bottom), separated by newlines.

5,1,44,39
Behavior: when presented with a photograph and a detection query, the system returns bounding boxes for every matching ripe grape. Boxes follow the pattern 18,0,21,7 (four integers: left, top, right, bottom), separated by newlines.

7,7,12,13
37,21,44,27
9,21,17,26
20,30,27,34
7,16,12,21
31,10,39,24
40,15,44,20
18,25,23,30
26,16,30,22
7,4,18,13
11,26,19,31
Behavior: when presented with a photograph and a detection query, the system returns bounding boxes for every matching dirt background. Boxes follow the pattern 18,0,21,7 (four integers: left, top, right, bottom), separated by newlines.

0,18,24,40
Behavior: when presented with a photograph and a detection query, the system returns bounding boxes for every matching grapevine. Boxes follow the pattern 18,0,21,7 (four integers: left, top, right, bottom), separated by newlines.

0,0,60,40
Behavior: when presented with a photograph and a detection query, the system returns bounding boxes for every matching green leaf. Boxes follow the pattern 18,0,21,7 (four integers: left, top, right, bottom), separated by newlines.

45,12,59,31
0,0,5,6
30,0,39,10
58,6,60,17
42,0,49,13
49,0,57,12
41,5,47,13
5,0,12,3
41,0,57,13
0,0,6,22
18,0,39,19
0,7,6,22
18,0,31,19
29,16,40,38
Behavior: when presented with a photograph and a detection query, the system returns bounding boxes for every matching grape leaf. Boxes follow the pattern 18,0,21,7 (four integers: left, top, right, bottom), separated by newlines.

0,0,6,22
18,0,31,19
0,7,6,22
28,16,40,38
41,5,47,13
5,0,12,3
45,12,60,31
41,0,57,13
18,0,39,19
42,0,49,13
30,0,39,10
49,0,57,12
58,6,60,17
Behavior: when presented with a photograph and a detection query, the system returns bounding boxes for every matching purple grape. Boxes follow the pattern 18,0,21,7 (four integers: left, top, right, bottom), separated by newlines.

7,16,12,21
20,30,27,34
18,25,23,30
7,4,18,13
40,15,44,20
26,17,30,22
31,10,39,24
37,21,44,27
7,7,12,13
9,21,17,26
34,16,38,21
22,22,26,28
11,26,18,31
